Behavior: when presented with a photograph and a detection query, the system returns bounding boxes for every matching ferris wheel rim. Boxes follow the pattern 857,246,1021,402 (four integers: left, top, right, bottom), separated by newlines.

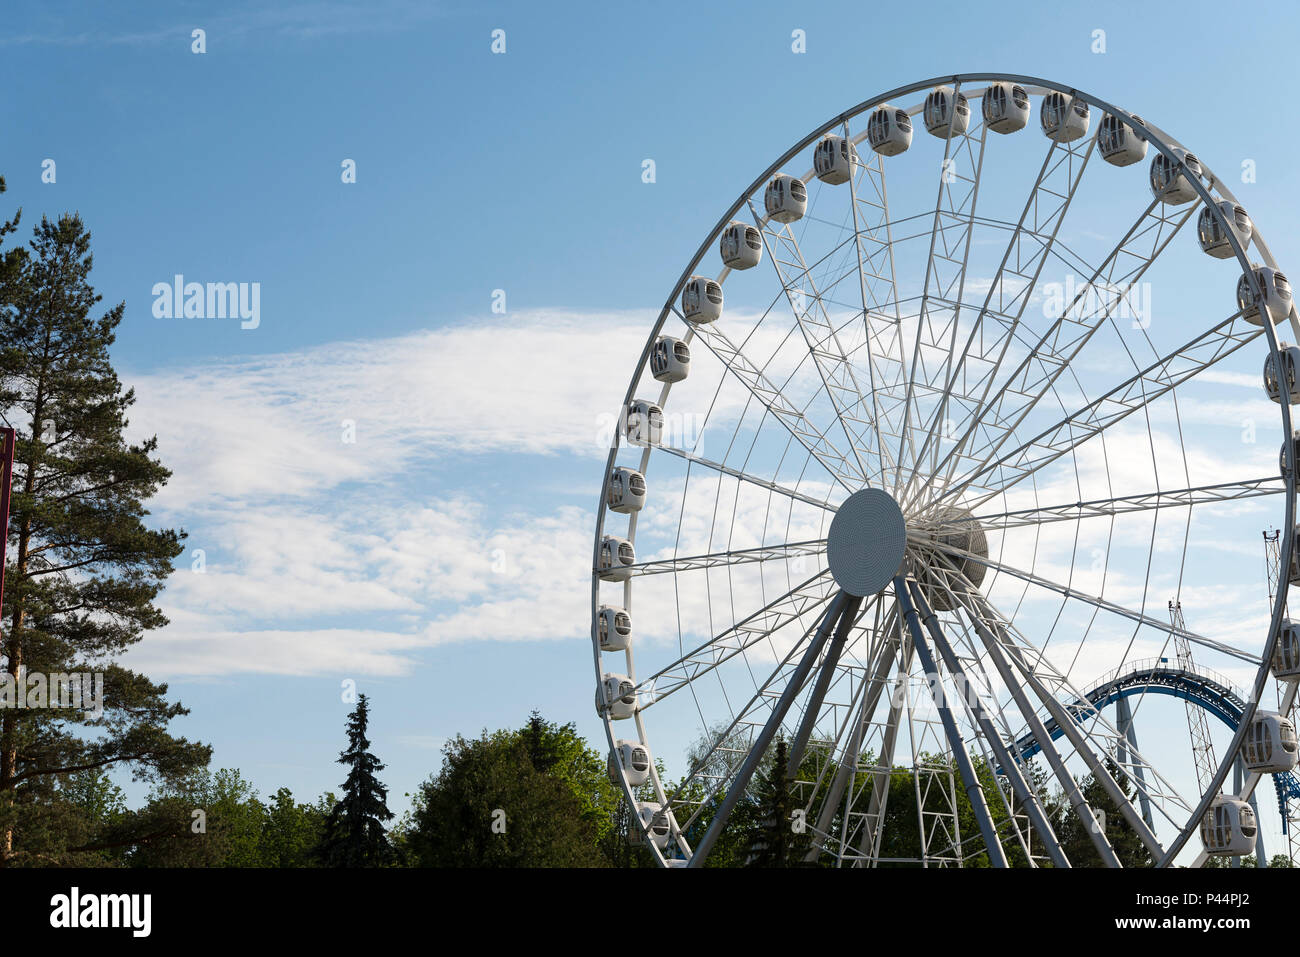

591,72,1298,868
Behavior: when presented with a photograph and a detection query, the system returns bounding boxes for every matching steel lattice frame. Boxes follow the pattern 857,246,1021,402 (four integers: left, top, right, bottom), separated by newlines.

590,73,1299,868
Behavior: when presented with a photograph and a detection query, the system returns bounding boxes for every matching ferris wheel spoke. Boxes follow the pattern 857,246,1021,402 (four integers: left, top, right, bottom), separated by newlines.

842,123,905,485
964,475,1285,531
750,201,880,485
900,111,1097,503
924,540,1260,665
955,588,1170,859
633,569,837,708
686,316,866,491
652,441,839,513
911,197,1197,512
687,592,853,866
624,538,826,578
936,308,1264,515
895,101,993,493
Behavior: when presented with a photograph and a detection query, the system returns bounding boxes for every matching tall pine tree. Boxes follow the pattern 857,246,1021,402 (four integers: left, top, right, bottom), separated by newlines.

0,209,209,866
317,694,394,866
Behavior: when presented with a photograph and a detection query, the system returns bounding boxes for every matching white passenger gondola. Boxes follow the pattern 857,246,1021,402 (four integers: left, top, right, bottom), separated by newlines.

1291,528,1300,587
651,335,690,383
1273,618,1300,679
923,86,969,139
625,398,663,445
1197,202,1253,259
598,535,636,581
764,174,807,224
596,673,637,720
1200,794,1257,856
982,82,1030,134
606,466,646,514
813,134,857,184
1098,112,1147,166
1264,345,1300,404
1242,711,1299,773
867,105,912,156
1237,265,1292,326
607,739,652,787
596,604,632,652
1040,91,1089,142
635,802,674,850
681,275,723,323
719,221,763,270
1281,430,1300,474
1149,148,1203,205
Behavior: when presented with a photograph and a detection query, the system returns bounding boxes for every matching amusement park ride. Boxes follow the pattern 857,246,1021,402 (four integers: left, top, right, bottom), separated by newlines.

592,74,1300,867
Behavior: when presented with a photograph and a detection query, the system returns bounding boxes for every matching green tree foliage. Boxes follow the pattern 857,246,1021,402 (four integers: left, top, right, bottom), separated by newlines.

316,695,394,867
1048,758,1153,868
405,712,614,867
0,207,208,866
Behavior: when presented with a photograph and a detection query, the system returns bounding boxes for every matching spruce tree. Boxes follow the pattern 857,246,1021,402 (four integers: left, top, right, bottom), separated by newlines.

745,739,810,867
317,695,394,866
0,209,209,865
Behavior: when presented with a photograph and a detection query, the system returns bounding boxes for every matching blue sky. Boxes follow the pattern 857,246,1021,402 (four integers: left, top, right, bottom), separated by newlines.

5,0,1300,853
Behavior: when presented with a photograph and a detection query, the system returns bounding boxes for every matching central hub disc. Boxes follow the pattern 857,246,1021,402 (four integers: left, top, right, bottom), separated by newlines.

827,488,907,597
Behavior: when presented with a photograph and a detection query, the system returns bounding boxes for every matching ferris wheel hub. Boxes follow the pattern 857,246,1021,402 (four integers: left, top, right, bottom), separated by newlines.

827,488,907,597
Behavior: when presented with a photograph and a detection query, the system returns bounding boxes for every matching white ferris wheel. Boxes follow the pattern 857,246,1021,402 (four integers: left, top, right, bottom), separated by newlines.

591,73,1300,868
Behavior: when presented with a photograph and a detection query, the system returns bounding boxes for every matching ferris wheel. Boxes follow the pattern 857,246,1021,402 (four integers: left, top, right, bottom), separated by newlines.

591,73,1300,867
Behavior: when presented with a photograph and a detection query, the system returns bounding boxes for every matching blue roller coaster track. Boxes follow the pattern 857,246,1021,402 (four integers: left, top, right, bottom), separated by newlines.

1010,657,1300,834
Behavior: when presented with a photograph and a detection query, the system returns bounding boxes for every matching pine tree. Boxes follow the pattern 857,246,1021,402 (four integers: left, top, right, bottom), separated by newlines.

0,210,209,865
745,739,810,867
317,695,394,867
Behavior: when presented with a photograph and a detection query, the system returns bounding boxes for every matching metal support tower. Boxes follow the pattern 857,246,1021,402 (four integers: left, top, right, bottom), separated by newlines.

1169,601,1219,798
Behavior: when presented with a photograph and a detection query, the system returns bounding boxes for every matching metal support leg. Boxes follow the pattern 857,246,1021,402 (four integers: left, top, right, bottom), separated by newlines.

909,580,1068,868
894,577,1008,867
959,598,1120,867
786,596,864,777
687,592,850,867
1115,694,1155,831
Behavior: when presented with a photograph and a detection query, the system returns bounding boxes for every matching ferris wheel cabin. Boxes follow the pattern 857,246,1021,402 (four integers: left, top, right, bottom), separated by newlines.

596,673,637,720
719,221,763,270
867,105,913,156
813,134,857,184
1238,265,1292,326
1098,113,1148,166
982,82,1031,134
1201,795,1257,856
764,174,807,223
608,739,652,787
651,335,690,383
1040,91,1090,142
1197,201,1253,259
681,275,723,324
1149,148,1203,205
597,604,632,653
606,466,646,514
1242,711,1299,773
923,86,969,139
598,535,636,581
